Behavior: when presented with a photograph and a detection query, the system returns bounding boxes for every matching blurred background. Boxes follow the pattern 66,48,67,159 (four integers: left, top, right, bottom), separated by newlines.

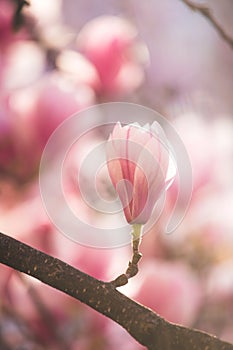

0,0,233,349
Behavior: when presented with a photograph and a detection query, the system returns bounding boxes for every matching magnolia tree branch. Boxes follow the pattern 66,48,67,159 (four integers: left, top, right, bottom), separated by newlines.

180,0,233,49
0,232,233,350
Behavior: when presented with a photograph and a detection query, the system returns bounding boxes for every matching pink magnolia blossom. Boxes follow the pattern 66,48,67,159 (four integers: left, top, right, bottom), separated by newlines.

106,122,175,225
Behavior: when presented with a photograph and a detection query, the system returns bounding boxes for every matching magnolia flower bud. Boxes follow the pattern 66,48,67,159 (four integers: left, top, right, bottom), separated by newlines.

106,122,176,225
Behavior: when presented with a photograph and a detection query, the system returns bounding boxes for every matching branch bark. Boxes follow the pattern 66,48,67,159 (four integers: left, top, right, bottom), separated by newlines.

0,231,232,350
180,0,233,49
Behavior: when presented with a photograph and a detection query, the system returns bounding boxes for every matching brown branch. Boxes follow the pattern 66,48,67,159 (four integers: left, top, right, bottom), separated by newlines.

0,231,233,350
180,0,233,49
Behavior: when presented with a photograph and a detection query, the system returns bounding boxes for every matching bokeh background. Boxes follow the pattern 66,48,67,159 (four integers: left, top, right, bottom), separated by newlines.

0,0,233,349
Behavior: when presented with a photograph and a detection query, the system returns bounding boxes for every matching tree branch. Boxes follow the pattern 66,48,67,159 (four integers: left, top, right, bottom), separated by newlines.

12,0,30,31
180,0,233,49
0,231,232,350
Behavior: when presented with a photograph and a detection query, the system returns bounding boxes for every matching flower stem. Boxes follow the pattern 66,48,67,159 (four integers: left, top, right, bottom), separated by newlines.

111,224,143,288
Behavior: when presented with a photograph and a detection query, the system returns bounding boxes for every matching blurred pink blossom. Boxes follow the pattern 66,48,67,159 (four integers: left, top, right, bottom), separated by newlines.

52,232,116,281
206,259,233,304
172,112,215,196
56,50,100,89
30,74,95,147
162,186,233,266
130,259,202,326
170,113,233,202
2,40,46,90
2,65,95,183
27,0,73,50
0,184,53,247
77,16,148,94
9,73,95,153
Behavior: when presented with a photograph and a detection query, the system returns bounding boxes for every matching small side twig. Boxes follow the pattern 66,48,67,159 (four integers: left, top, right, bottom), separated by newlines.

180,0,233,49
111,225,142,288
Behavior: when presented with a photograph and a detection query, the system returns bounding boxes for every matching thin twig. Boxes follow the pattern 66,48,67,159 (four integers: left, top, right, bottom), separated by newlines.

180,0,233,49
111,225,142,288
0,231,233,350
12,0,30,31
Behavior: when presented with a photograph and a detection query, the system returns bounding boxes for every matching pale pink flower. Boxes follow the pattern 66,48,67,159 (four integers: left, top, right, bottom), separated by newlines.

106,122,176,225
